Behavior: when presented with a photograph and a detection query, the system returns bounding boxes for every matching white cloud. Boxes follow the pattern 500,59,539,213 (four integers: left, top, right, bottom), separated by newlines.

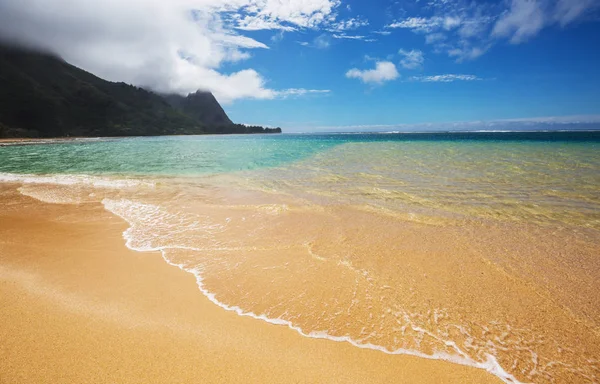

327,17,370,32
492,0,547,43
271,30,285,43
386,13,494,38
385,12,493,61
386,15,462,33
232,15,298,31
0,0,335,103
225,50,252,62
333,34,362,39
447,43,489,62
387,0,598,61
387,17,444,33
458,18,493,39
225,0,343,31
333,34,376,41
346,61,400,84
425,33,446,44
492,0,599,44
314,34,332,49
554,0,598,26
399,49,424,69
298,31,371,48
276,89,331,97
409,74,483,82
443,16,463,30
373,30,392,36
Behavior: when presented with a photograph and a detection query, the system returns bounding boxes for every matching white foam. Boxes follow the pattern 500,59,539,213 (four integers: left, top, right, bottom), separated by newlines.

0,172,153,189
177,257,522,384
470,130,512,133
17,186,83,205
100,197,524,384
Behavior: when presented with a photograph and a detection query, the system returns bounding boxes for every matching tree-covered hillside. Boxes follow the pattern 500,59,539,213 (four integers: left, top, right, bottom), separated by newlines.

0,45,281,138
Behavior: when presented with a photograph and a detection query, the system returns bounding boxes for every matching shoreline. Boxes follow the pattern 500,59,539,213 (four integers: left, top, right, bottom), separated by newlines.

0,132,284,146
0,186,502,383
109,208,520,383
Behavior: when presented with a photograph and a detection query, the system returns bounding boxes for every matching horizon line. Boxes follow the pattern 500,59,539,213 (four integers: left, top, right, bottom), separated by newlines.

273,114,600,133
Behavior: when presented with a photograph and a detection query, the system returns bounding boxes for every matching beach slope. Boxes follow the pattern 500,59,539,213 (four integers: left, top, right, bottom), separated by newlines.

0,186,500,383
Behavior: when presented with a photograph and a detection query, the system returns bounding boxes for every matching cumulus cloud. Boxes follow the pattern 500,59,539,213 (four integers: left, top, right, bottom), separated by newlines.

399,49,424,69
0,0,337,103
409,74,483,82
346,61,400,84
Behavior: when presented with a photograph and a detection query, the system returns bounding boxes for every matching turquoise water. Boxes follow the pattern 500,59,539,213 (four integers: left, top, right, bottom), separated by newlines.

1,131,599,176
2,131,599,227
2,131,600,384
0,135,341,175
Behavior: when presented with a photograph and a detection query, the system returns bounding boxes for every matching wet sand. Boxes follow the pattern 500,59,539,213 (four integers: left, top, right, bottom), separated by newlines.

0,137,86,146
0,187,501,384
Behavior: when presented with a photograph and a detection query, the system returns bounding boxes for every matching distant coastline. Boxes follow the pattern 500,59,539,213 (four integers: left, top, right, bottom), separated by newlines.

0,132,282,146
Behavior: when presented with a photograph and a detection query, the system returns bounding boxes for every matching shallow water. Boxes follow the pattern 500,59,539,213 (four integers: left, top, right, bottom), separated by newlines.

1,131,599,383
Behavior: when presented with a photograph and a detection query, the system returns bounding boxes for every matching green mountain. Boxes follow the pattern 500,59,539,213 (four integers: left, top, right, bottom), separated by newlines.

0,45,281,138
163,91,233,127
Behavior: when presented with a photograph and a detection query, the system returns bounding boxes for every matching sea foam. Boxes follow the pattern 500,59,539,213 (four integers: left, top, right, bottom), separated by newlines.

101,197,523,384
0,172,524,383
0,172,153,189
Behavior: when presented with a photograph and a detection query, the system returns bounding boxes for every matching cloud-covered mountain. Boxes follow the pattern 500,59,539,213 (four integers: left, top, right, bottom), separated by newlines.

0,44,280,138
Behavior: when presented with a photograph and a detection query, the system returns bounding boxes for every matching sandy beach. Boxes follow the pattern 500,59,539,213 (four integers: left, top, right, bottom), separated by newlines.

0,185,501,384
1,0,599,378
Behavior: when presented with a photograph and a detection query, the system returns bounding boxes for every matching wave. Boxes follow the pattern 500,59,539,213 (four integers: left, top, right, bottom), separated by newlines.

5,171,590,383
101,197,522,384
0,172,153,189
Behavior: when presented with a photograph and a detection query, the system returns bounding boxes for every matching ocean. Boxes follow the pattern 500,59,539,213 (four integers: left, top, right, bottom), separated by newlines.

1,131,599,383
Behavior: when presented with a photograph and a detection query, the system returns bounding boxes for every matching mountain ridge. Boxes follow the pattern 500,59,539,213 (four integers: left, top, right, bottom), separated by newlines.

162,91,234,127
0,44,281,138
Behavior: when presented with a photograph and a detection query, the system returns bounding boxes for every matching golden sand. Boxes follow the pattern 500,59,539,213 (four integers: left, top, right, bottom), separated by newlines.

1,171,599,383
0,186,501,384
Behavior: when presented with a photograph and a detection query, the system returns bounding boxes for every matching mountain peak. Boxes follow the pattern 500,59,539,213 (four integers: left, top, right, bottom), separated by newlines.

163,91,233,127
0,44,280,138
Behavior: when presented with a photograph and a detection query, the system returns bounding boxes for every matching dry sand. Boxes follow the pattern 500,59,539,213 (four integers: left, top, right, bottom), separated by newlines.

0,187,501,384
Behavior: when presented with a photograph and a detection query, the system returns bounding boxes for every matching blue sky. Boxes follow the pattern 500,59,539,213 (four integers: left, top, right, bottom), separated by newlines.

1,0,599,131
223,0,600,131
